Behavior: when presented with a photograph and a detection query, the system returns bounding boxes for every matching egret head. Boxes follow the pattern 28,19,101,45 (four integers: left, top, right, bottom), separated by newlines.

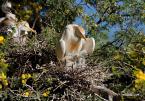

1,1,17,21
1,1,12,14
73,26,86,40
17,21,36,34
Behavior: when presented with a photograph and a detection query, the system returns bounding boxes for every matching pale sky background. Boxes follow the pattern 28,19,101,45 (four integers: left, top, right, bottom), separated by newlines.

74,0,145,40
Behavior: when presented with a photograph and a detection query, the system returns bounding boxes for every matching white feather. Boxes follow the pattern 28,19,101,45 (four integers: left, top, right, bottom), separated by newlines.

56,39,66,60
56,24,86,62
81,37,95,54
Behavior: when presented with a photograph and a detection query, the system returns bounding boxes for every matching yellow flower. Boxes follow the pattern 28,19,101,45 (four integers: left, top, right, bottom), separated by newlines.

27,73,31,78
22,79,27,85
137,73,145,80
21,74,26,79
1,72,6,80
138,70,144,75
135,70,145,80
3,80,8,86
23,92,29,97
42,90,50,97
0,36,4,44
134,70,145,89
42,92,48,97
134,78,145,89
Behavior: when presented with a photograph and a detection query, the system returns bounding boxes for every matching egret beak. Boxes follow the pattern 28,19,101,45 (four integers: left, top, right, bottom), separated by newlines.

74,25,87,40
80,33,87,40
29,27,37,34
24,26,36,34
18,21,37,34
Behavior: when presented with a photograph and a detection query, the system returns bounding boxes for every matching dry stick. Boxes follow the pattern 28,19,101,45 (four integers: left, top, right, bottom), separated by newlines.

8,88,37,99
89,85,140,100
30,16,39,57
94,93,109,101
25,84,41,101
35,69,49,81
32,16,39,30
89,85,118,101
53,81,69,92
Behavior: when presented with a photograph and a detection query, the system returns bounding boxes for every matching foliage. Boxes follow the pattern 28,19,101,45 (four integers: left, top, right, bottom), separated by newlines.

0,36,4,44
0,0,145,100
10,0,83,33
105,33,145,99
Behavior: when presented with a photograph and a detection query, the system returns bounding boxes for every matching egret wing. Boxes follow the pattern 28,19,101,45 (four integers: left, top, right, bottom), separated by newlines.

81,37,95,54
56,39,66,61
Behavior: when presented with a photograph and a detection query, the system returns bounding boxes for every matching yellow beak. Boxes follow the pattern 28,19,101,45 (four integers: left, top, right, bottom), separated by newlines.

80,33,87,40
28,27,37,34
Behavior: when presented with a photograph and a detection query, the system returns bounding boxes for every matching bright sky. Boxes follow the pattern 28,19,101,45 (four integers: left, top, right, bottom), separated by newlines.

73,0,119,40
74,0,145,40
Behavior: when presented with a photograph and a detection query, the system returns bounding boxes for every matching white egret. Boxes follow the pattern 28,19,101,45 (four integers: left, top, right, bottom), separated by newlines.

56,24,86,61
0,1,17,23
56,24,95,66
81,37,95,55
0,1,36,44
12,21,36,44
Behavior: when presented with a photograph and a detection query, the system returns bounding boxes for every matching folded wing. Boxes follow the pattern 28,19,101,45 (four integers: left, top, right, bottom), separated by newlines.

56,39,66,61
81,37,95,54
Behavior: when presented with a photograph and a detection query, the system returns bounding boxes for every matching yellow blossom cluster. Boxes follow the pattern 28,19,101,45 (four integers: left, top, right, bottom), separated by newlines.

0,36,4,44
22,89,50,97
135,70,145,80
0,72,8,89
23,91,30,97
42,90,50,97
21,73,31,85
42,88,51,97
134,69,145,88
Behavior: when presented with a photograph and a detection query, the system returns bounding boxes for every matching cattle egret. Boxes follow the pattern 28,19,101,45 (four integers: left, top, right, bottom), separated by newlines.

81,37,95,55
0,20,35,44
56,24,95,66
0,1,17,23
15,21,36,36
12,21,36,44
56,24,86,60
0,1,17,34
1,1,12,14
0,1,17,37
0,1,36,44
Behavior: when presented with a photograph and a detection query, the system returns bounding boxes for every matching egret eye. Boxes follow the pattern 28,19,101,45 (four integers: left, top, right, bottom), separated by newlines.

7,29,12,33
24,31,28,35
20,30,27,36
